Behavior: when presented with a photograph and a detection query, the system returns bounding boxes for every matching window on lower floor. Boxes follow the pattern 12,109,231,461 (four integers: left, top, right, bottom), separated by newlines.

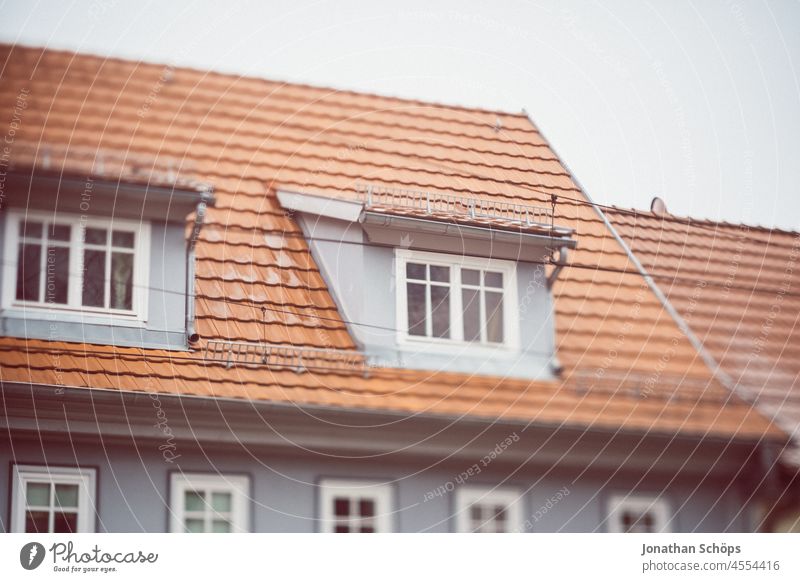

319,479,392,533
169,473,250,533
607,494,671,533
455,486,522,533
11,465,96,533
396,249,517,348
2,210,149,318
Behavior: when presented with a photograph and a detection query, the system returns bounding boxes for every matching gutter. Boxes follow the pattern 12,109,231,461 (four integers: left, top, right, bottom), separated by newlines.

359,211,576,248
0,381,783,447
185,187,214,345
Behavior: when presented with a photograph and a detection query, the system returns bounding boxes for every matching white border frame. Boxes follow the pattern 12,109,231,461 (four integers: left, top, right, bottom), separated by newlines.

10,465,97,533
395,248,519,351
606,494,671,533
455,486,523,533
2,209,150,321
169,473,251,533
318,478,393,533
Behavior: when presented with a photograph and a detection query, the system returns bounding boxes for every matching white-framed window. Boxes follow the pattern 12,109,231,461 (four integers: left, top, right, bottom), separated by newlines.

2,210,150,319
10,465,96,533
395,249,518,348
455,486,523,533
607,494,671,533
319,479,392,533
169,473,250,533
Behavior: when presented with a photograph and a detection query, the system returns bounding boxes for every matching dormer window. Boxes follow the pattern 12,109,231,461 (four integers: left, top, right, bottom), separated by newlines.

395,249,518,348
3,210,150,319
277,186,572,376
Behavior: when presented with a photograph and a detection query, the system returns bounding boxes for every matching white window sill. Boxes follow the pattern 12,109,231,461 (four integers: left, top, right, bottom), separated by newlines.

397,335,520,357
2,305,148,327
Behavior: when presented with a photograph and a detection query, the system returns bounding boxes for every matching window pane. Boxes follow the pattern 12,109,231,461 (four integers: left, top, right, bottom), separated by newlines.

462,268,480,286
25,511,50,533
112,230,135,248
49,224,71,242
82,249,106,307
53,511,77,533
45,246,70,304
359,499,375,518
470,505,482,521
485,291,504,343
21,221,43,239
622,512,634,529
334,524,350,533
622,510,654,532
211,492,231,512
85,227,107,245
406,283,427,336
185,518,205,533
360,526,375,533
405,262,426,280
211,519,231,533
430,285,450,338
16,243,41,301
26,482,50,506
110,252,134,310
429,265,449,282
623,511,654,533
184,491,205,512
484,271,503,288
334,498,350,517
462,288,481,342
55,484,79,508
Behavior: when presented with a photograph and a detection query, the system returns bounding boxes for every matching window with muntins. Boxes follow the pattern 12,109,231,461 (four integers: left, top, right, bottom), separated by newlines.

455,487,522,533
3,210,149,318
169,473,250,533
11,465,96,533
607,494,671,533
396,249,517,348
319,479,392,533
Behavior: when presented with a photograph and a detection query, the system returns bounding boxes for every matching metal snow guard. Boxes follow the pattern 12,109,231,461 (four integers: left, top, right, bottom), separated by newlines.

204,340,368,374
357,183,556,230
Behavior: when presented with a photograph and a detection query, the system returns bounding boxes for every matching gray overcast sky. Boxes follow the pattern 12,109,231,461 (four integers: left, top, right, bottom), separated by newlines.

2,0,799,230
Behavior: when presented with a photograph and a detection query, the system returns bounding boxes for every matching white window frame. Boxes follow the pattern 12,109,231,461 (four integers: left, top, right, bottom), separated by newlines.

607,494,671,533
395,249,519,350
10,465,96,533
455,486,523,533
319,478,393,533
169,473,250,533
1,209,150,321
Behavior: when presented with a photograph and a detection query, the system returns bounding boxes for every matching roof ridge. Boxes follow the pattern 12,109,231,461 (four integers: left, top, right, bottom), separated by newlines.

608,205,800,236
0,42,531,121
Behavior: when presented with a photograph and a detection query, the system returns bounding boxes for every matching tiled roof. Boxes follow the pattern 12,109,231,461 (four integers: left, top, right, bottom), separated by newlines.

0,337,777,439
0,43,783,441
607,208,800,445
